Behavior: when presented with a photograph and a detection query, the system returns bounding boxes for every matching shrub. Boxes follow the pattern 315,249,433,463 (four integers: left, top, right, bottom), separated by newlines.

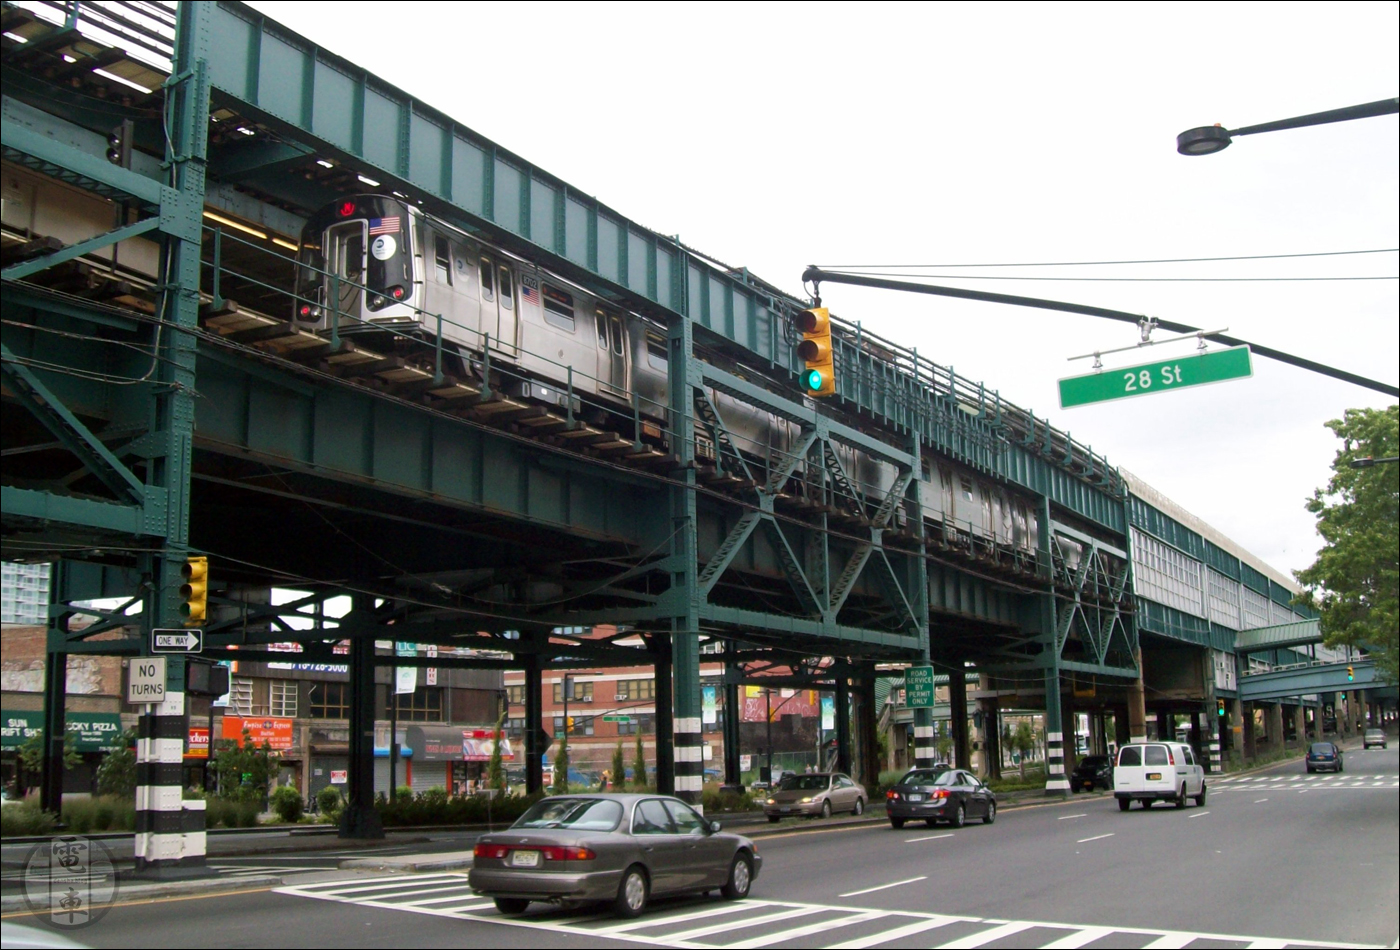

701,787,754,813
270,785,304,823
0,802,56,837
317,785,343,816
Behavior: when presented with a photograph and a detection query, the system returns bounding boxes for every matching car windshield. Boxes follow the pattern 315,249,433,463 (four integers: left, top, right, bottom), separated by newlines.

1079,756,1109,768
1365,730,1382,737
513,798,623,831
1309,743,1335,754
778,775,830,791
900,769,947,785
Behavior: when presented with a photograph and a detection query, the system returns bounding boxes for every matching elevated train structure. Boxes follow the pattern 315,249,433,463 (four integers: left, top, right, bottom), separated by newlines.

1,1,1340,850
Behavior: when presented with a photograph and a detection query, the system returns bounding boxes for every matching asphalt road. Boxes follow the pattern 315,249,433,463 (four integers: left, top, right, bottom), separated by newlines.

6,744,1396,949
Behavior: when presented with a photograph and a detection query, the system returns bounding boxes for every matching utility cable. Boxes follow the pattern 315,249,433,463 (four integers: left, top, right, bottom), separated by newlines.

817,248,1399,269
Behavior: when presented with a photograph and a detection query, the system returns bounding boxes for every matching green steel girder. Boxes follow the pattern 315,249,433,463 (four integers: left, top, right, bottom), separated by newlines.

2,219,161,282
0,118,166,208
0,345,146,505
2,486,144,536
209,138,315,182
1238,659,1378,701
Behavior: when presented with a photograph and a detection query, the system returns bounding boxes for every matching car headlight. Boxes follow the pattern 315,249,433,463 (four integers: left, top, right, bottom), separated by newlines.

801,797,813,803
765,798,775,805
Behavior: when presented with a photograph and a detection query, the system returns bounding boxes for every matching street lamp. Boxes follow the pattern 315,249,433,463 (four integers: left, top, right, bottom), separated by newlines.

1350,456,1400,469
1176,97,1398,155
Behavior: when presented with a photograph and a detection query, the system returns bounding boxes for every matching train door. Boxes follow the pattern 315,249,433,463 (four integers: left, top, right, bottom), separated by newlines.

477,253,519,357
597,309,628,398
325,220,367,319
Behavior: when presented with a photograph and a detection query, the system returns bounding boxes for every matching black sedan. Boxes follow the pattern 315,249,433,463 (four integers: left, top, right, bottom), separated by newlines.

886,767,996,829
1071,755,1114,792
1306,741,1344,773
469,794,761,918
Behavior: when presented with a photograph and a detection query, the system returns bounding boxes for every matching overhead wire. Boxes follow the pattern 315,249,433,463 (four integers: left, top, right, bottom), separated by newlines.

817,248,1399,269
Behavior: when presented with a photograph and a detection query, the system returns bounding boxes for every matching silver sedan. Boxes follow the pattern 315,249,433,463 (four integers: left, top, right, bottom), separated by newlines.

469,794,762,918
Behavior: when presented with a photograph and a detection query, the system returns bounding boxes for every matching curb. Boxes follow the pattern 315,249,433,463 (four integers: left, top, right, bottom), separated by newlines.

0,873,283,915
339,855,474,872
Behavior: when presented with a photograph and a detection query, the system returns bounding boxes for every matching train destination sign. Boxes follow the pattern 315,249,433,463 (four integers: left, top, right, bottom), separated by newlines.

1058,346,1253,409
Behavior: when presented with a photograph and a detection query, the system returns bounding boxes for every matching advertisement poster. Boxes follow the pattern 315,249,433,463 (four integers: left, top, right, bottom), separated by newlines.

702,686,717,724
220,716,294,751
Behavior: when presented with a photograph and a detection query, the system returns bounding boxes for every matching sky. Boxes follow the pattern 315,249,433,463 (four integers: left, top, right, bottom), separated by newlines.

247,1,1398,582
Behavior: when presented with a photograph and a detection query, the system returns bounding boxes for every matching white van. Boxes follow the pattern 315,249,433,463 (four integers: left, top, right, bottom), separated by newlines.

1113,741,1205,811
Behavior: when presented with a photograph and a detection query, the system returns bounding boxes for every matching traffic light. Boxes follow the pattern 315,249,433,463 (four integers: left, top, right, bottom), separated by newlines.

1347,666,1354,682
106,119,133,168
1217,698,1226,717
796,306,835,397
180,556,208,626
566,716,575,734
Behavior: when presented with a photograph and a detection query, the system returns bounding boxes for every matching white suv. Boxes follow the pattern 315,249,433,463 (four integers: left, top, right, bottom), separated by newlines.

1113,741,1206,811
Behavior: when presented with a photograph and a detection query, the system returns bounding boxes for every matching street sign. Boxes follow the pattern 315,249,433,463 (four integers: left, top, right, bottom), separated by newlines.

602,715,634,723
905,665,935,708
1058,346,1253,409
127,657,167,705
151,627,203,653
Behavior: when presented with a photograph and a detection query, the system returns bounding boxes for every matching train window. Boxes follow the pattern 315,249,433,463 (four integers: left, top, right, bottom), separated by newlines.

542,284,576,332
596,309,609,349
498,266,514,310
646,331,667,371
434,236,452,285
479,257,495,301
610,315,624,356
960,477,973,501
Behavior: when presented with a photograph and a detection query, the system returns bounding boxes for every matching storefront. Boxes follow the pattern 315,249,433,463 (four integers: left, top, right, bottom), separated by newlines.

1,710,124,795
406,724,514,794
219,715,299,794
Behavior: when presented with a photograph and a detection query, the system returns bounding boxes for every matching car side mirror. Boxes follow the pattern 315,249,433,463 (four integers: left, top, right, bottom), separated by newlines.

709,821,722,834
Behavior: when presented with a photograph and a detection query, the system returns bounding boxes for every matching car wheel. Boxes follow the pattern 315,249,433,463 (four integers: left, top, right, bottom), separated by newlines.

853,798,864,816
1117,797,1131,812
1175,785,1187,809
1194,783,1207,807
950,803,965,828
1141,799,1153,809
767,815,780,824
494,898,530,915
821,800,832,819
721,853,753,900
613,865,648,919
982,800,996,825
890,817,905,829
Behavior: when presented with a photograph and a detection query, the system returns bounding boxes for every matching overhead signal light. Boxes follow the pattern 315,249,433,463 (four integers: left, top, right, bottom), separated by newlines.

796,306,835,397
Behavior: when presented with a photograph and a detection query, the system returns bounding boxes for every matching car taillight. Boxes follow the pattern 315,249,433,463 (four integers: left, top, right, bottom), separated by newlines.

887,790,899,801
473,843,508,859
931,790,949,800
1167,750,1175,765
539,846,595,861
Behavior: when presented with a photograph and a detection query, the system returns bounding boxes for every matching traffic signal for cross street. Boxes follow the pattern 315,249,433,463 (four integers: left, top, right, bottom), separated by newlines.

796,306,836,397
106,119,133,168
1217,698,1226,717
1347,666,1354,682
180,556,208,626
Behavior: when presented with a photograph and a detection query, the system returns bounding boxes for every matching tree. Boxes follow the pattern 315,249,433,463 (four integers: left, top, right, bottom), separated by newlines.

486,710,507,795
1007,720,1037,780
1295,406,1399,686
551,733,569,794
212,729,274,804
632,732,647,790
17,728,81,783
95,729,138,798
611,741,625,792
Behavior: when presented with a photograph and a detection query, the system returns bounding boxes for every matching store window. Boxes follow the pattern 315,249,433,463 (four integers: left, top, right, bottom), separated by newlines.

309,681,349,719
393,687,443,722
270,681,297,718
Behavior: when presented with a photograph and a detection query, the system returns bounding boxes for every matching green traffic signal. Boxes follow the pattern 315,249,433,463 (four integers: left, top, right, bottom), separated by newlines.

804,369,824,391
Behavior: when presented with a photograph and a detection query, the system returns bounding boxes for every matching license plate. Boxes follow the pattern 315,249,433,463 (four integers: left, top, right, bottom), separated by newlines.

781,807,791,813
510,850,540,867
1147,772,1162,781
1082,782,1093,790
907,793,924,802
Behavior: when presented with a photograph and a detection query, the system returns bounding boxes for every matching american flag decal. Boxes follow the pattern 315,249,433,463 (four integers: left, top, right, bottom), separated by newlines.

520,277,538,302
369,217,400,235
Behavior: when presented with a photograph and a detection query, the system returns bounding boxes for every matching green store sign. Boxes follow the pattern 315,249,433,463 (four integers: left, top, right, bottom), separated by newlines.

0,711,124,752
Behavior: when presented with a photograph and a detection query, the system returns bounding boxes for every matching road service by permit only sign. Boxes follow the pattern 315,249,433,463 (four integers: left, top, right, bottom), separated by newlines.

1058,346,1252,408
127,657,167,705
905,665,936,708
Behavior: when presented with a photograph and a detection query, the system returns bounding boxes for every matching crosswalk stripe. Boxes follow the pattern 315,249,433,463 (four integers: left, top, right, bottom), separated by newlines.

591,900,757,934
1141,933,1196,948
1040,927,1114,948
662,905,826,942
934,921,1037,948
824,914,962,949
727,910,883,948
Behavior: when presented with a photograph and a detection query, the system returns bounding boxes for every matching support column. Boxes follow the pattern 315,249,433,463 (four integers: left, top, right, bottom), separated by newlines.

1114,705,1131,750
856,668,879,790
653,640,679,797
341,628,383,838
40,637,67,817
134,656,193,872
523,652,543,795
949,667,970,771
1242,703,1257,759
1230,698,1245,765
722,657,742,790
1268,703,1285,752
1044,669,1069,795
1128,651,1148,742
907,429,934,773
1292,704,1306,748
834,676,852,776
980,698,1002,779
1311,704,1324,742
1208,712,1222,774
1349,690,1362,734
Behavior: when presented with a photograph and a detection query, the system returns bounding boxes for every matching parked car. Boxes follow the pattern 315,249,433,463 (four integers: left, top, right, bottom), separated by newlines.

762,772,866,821
469,794,760,918
749,769,796,793
886,768,996,829
1363,729,1387,750
1113,741,1205,810
1306,741,1344,773
1071,755,1114,792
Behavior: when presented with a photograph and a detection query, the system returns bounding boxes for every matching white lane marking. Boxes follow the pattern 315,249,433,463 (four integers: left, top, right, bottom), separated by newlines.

1142,933,1196,949
1041,927,1115,949
1254,798,1269,803
662,905,825,942
283,872,468,895
1188,810,1210,818
839,876,927,897
592,901,754,933
728,910,883,948
1057,813,1088,820
905,833,955,843
932,921,1036,948
1076,833,1114,843
826,914,962,949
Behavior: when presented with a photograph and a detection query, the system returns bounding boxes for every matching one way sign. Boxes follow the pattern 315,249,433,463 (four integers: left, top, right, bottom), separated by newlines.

151,628,203,653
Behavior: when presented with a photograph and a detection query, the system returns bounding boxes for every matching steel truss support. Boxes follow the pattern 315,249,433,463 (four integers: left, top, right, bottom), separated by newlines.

1049,521,1136,671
